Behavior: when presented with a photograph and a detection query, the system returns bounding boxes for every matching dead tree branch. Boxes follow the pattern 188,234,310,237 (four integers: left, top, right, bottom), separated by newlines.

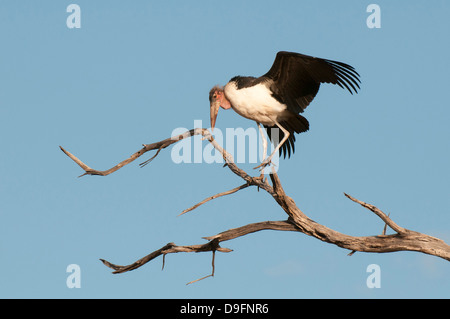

61,128,450,280
99,220,297,284
59,129,203,177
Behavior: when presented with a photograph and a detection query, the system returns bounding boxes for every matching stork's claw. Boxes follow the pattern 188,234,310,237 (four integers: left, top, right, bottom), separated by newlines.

254,159,272,171
253,173,267,192
254,173,267,183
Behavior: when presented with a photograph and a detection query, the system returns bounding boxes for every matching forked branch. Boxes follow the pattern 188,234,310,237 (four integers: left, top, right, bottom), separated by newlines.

99,220,298,283
61,128,450,280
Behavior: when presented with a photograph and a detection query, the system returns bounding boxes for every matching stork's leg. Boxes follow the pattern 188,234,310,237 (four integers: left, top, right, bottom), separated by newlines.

254,120,289,170
256,122,268,162
255,122,268,177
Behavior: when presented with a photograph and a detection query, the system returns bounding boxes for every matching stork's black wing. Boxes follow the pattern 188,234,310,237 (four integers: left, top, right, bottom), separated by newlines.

259,51,360,159
261,51,360,114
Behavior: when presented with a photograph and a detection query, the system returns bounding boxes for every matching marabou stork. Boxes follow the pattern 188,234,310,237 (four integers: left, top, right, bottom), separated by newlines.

209,51,360,169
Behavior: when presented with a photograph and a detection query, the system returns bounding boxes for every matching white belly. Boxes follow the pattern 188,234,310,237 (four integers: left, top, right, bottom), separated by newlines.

224,82,287,126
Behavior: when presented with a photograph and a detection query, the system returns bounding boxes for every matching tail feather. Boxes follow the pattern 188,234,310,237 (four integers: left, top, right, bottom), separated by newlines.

264,113,309,159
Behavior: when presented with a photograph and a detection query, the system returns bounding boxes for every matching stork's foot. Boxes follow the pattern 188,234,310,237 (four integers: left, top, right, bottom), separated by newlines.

253,171,266,182
253,158,273,171
253,173,267,191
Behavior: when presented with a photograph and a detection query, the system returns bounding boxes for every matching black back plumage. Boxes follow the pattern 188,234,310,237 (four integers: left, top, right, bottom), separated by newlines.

259,51,361,158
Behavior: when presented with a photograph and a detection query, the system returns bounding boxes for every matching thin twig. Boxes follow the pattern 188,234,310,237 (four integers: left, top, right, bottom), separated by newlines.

382,213,390,235
162,253,166,270
179,183,250,216
139,147,163,167
343,193,406,234
186,250,216,285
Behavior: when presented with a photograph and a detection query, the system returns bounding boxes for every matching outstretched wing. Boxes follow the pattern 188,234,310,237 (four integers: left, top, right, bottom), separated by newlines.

261,51,360,114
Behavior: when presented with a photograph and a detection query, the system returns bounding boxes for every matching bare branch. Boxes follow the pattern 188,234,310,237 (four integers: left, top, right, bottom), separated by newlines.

60,129,204,177
202,220,300,242
100,220,299,274
60,128,273,195
100,239,230,275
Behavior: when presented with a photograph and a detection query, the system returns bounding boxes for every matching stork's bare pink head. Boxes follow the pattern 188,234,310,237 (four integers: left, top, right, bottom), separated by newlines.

209,85,231,131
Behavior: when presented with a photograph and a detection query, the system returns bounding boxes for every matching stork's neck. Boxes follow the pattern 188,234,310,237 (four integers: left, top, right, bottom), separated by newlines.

220,94,231,110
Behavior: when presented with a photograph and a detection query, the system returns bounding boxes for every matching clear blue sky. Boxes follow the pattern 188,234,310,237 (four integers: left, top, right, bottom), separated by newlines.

0,1,449,298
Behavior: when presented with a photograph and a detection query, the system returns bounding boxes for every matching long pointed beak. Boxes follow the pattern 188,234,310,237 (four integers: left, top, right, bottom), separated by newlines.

210,100,220,131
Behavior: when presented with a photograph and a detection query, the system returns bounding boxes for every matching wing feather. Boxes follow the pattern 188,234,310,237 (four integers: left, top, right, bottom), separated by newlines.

261,51,360,114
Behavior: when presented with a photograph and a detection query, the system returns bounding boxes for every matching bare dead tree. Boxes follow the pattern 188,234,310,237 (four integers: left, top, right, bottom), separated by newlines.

60,128,450,284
